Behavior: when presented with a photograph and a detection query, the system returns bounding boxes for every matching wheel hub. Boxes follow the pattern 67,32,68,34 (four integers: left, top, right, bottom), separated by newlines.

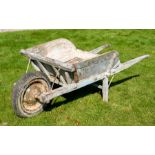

22,79,49,112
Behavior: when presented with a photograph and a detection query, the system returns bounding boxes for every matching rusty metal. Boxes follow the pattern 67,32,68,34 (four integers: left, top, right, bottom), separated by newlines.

73,64,79,83
21,79,49,112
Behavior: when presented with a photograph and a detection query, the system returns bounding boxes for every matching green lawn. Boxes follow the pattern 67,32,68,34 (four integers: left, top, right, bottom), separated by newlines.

0,29,154,126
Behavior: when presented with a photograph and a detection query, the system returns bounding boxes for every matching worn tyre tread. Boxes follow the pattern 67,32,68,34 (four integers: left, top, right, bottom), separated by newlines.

12,71,51,118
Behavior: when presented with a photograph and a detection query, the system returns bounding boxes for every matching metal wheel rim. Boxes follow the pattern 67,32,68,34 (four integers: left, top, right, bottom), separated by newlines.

20,79,49,113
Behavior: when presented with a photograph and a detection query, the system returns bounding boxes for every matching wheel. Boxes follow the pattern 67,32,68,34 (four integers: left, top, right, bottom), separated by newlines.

12,72,51,118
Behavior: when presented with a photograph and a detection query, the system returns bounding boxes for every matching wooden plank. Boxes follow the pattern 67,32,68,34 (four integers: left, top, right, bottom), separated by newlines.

31,60,40,71
36,61,51,80
38,71,108,103
49,76,63,85
75,51,119,69
20,49,75,72
76,51,119,80
65,72,72,84
102,76,108,102
60,75,67,85
90,44,111,54
111,55,150,75
52,66,60,76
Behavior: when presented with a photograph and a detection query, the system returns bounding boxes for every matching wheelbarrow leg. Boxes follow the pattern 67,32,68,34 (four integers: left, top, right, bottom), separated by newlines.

102,76,108,102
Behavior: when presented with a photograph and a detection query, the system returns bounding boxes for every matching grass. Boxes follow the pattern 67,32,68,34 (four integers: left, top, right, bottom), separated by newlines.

0,29,155,126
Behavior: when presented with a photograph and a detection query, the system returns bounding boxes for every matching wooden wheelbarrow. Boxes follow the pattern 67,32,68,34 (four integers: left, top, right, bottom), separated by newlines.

12,38,149,117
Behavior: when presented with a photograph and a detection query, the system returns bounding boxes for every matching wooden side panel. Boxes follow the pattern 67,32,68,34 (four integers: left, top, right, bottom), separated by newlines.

30,50,120,84
75,51,119,69
76,51,119,81
21,50,75,72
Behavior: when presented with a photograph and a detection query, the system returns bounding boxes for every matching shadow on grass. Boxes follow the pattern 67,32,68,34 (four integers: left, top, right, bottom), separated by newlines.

110,74,139,88
43,74,139,112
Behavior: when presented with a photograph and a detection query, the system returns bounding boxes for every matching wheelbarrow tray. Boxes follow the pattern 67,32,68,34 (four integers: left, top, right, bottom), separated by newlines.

21,38,119,84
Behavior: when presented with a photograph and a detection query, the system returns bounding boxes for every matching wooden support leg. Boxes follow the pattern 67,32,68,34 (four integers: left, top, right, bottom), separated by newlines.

102,76,108,102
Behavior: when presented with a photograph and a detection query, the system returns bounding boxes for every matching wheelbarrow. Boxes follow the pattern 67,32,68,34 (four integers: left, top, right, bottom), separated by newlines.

12,38,149,117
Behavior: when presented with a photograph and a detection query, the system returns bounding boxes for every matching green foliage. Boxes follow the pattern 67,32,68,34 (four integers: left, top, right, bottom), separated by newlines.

0,29,154,125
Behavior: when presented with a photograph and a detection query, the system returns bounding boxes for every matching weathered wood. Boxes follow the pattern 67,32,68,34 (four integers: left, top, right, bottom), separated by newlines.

36,61,52,80
102,76,108,102
111,55,150,75
60,75,67,85
90,44,111,54
31,60,40,71
21,49,75,72
51,65,67,85
65,72,72,84
75,51,119,69
38,71,108,103
52,66,60,76
49,76,63,85
33,60,64,85
76,51,119,81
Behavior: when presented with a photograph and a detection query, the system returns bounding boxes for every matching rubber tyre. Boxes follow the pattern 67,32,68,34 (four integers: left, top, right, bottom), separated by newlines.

12,72,51,118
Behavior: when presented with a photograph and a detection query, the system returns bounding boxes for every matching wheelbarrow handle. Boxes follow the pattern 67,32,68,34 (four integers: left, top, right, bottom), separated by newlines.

111,54,150,75
90,44,111,54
